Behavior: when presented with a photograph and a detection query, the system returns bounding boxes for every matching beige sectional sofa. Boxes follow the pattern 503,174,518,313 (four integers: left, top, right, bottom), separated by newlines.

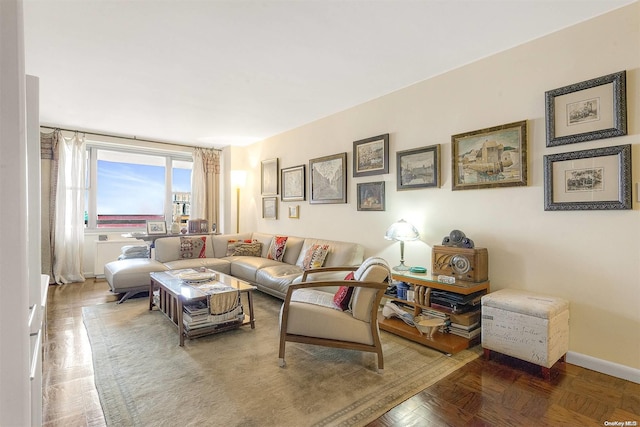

104,232,364,303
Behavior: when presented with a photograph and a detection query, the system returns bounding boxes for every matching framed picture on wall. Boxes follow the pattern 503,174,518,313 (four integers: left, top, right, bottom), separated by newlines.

357,181,385,211
452,120,527,191
396,144,441,190
281,165,305,201
288,205,299,219
545,70,627,147
543,144,631,211
309,152,347,204
261,158,279,195
262,197,278,219
353,134,389,177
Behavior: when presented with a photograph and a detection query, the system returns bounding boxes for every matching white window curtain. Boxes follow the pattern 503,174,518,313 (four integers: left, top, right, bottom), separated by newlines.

190,148,220,231
52,132,86,284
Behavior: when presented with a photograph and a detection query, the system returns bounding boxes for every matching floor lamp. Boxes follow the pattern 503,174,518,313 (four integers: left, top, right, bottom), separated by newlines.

230,170,246,233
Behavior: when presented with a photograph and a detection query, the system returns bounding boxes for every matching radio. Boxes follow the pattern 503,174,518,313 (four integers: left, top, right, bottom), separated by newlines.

431,245,488,283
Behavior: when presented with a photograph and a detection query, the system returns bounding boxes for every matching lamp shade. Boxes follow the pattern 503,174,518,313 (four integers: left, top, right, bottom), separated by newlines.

384,219,419,242
230,170,247,188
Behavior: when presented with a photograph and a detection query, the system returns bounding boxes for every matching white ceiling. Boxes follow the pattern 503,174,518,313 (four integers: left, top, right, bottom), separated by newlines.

23,0,634,149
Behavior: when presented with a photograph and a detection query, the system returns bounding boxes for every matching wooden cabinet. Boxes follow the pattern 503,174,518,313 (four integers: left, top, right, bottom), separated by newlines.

378,273,490,354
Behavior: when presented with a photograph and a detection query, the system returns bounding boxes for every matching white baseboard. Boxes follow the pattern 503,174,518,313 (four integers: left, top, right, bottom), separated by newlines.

567,351,640,384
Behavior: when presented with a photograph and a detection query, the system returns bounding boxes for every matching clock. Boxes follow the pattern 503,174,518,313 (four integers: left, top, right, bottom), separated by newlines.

431,245,488,282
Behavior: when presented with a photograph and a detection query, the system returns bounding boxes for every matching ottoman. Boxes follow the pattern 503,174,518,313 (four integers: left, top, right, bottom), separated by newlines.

104,258,168,303
481,289,569,379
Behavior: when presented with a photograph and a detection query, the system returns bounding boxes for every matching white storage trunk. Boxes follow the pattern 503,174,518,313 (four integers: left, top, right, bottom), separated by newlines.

481,289,569,369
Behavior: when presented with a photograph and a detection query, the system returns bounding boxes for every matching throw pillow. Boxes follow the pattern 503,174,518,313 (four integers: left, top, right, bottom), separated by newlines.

179,236,206,259
231,242,263,257
226,239,254,257
301,244,329,270
333,271,356,310
267,236,288,261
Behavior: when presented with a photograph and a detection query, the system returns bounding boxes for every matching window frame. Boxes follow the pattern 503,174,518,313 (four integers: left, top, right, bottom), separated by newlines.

84,140,193,233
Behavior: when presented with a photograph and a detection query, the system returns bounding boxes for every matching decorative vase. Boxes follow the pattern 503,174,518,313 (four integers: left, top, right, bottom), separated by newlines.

170,221,180,234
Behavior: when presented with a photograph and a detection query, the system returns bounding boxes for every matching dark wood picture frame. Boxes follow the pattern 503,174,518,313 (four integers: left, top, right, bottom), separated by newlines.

357,181,385,211
543,144,631,211
545,70,627,147
309,152,347,204
396,144,441,190
353,134,389,177
452,120,527,191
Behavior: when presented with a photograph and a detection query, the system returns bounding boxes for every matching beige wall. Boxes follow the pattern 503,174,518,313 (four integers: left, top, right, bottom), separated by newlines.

230,3,640,371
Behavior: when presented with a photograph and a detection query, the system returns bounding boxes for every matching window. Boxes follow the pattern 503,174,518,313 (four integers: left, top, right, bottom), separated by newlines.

85,145,192,230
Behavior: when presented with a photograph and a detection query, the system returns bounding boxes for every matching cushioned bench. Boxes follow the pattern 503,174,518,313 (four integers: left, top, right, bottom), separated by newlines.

481,289,570,380
104,258,168,303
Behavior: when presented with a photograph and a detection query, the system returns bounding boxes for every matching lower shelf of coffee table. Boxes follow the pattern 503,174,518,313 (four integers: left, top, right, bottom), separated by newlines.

378,315,479,355
183,314,250,339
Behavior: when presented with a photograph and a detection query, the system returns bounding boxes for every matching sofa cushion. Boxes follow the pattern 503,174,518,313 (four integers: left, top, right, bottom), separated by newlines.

155,235,215,262
209,233,253,258
228,256,283,283
250,232,276,258
225,239,254,256
267,236,288,261
299,244,329,270
105,258,168,293
296,238,364,268
179,236,207,259
255,264,304,297
230,241,262,257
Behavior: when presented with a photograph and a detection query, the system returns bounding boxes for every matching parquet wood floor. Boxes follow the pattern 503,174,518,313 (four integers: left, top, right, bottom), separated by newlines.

43,279,639,427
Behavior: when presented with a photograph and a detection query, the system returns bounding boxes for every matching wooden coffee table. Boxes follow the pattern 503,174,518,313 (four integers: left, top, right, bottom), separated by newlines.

149,269,256,346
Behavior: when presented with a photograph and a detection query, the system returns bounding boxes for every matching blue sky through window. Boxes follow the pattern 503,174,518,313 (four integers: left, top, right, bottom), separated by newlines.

97,161,191,215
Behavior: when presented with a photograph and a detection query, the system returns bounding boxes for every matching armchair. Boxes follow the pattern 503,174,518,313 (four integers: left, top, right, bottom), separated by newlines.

278,257,391,372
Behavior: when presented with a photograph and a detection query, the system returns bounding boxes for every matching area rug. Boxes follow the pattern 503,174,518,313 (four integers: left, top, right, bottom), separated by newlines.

83,292,481,427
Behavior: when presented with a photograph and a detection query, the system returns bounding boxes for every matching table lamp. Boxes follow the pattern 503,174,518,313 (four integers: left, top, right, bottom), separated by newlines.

384,219,419,271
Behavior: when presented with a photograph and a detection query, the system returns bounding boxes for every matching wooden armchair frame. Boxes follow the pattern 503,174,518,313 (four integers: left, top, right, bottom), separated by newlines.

278,266,389,372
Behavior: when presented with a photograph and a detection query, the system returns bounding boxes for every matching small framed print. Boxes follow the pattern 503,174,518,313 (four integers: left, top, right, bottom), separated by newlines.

281,165,305,202
357,181,385,211
543,144,631,211
353,134,389,177
146,220,167,235
262,197,278,219
288,205,299,219
545,70,627,147
261,158,279,195
396,144,441,190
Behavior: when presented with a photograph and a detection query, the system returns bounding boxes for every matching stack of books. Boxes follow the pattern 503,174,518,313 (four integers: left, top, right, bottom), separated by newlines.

183,300,213,331
447,309,481,339
429,289,484,314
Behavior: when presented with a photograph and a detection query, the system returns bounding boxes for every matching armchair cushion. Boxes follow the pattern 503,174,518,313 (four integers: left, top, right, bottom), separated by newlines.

282,300,374,345
350,257,391,321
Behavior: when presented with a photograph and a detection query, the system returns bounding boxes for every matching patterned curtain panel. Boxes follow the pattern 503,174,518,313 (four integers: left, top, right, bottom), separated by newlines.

191,148,220,232
40,130,59,283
